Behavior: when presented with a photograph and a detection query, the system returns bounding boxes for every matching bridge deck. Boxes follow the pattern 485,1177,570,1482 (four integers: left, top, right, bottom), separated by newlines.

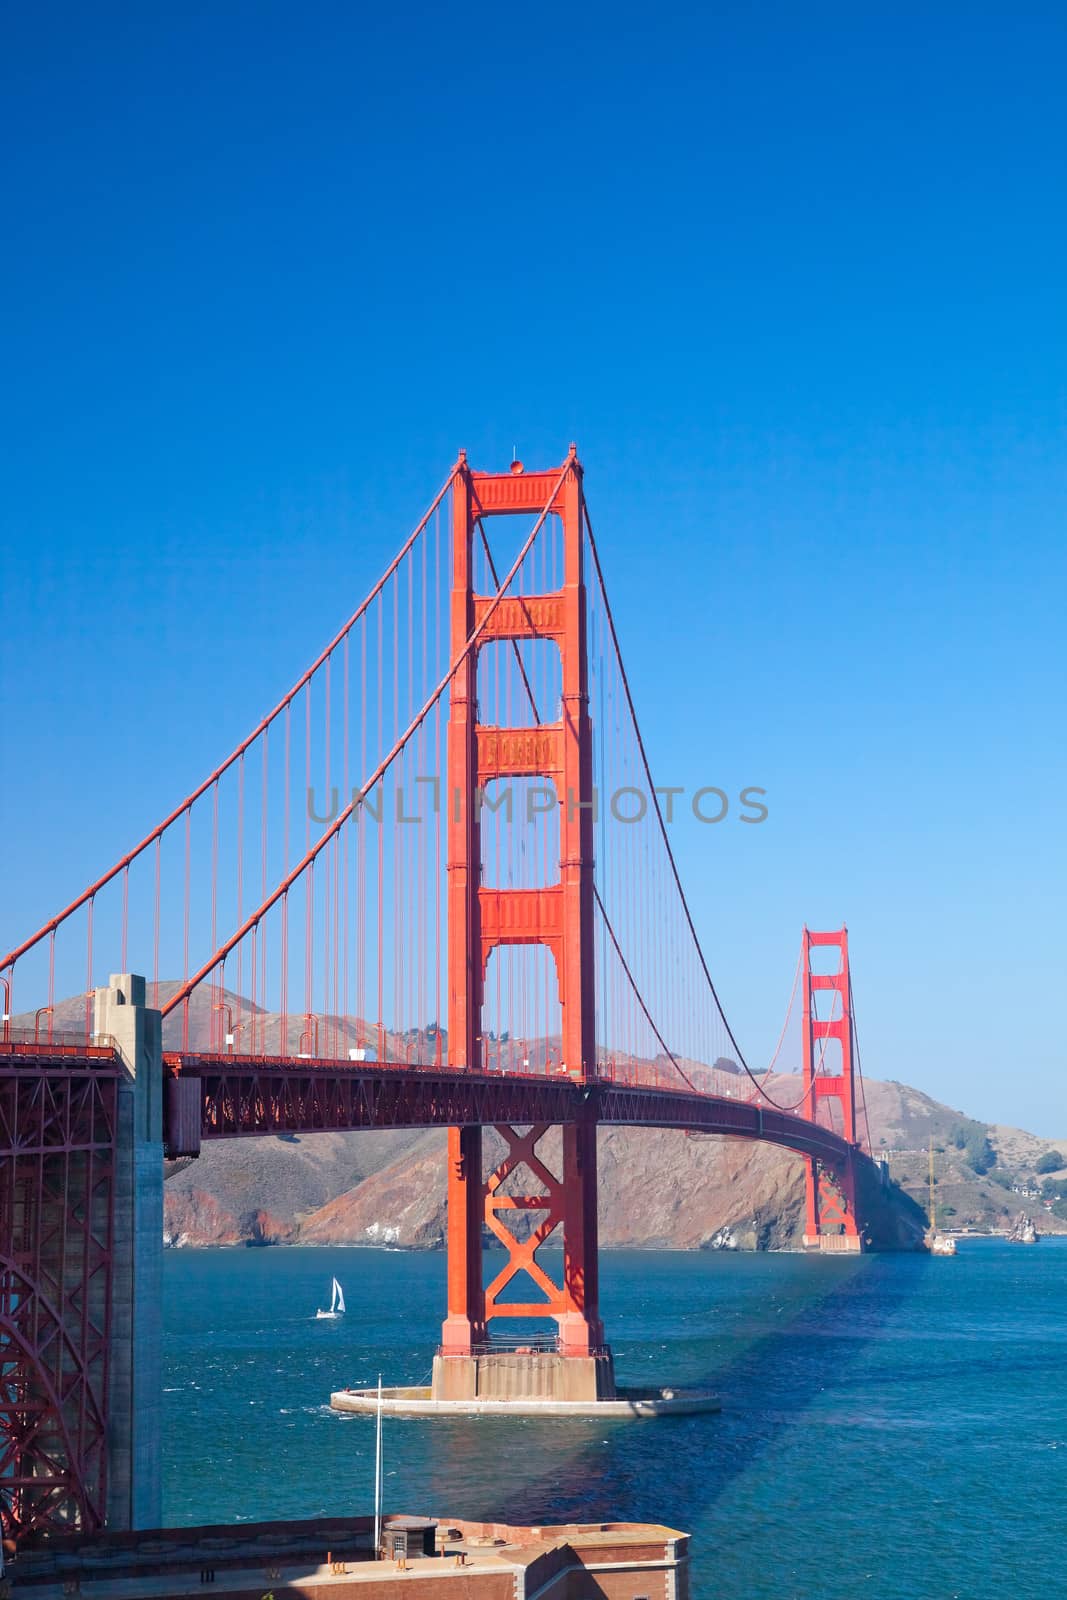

0,1041,868,1172
152,1049,864,1171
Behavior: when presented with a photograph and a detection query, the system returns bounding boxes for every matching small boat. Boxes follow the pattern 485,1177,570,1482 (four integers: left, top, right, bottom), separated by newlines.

316,1277,346,1319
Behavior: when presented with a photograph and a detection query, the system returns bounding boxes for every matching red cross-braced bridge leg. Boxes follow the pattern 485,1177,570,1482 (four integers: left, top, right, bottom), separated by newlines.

438,452,610,1398
0,1051,119,1547
801,927,863,1252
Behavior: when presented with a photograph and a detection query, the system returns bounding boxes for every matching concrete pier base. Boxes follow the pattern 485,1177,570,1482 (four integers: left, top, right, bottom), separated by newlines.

431,1349,616,1403
331,1384,720,1419
803,1232,864,1253
337,1341,720,1418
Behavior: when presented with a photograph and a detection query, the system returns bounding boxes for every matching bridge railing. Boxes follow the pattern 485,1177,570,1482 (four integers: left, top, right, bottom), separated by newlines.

0,1028,118,1059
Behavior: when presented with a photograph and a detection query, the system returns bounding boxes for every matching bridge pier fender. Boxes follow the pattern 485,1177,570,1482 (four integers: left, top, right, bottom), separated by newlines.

93,975,163,1531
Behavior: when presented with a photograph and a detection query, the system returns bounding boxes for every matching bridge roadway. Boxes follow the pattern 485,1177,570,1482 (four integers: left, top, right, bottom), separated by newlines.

160,1048,868,1174
0,1037,871,1179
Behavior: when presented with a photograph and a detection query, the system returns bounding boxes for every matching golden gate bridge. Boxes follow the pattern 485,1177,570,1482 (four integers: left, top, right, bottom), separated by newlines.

1,450,889,1549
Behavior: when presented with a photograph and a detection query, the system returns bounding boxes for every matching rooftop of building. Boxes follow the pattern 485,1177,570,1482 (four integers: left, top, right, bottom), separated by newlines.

7,1512,690,1600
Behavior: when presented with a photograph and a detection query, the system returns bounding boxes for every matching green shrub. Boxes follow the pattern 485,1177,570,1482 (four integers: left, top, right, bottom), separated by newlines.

948,1119,996,1173
1035,1150,1065,1175
965,1136,996,1175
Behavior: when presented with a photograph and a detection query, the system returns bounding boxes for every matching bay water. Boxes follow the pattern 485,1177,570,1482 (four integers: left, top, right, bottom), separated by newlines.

163,1240,1067,1598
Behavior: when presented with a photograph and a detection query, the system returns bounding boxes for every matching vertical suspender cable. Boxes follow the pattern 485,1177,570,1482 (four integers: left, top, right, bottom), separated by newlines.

85,897,94,1040
121,863,129,974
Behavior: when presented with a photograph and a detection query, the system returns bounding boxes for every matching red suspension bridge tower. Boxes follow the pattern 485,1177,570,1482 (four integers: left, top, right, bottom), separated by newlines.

438,449,610,1400
801,926,863,1251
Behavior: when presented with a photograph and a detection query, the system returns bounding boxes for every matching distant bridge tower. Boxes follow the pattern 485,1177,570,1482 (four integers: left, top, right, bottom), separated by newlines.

436,450,612,1401
801,927,863,1252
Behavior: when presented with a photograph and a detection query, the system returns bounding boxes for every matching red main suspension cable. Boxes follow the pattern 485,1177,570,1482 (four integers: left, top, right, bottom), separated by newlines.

582,502,812,1115
1,463,461,976
161,457,574,1022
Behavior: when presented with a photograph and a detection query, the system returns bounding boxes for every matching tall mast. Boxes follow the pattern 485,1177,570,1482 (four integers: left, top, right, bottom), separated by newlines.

373,1373,383,1556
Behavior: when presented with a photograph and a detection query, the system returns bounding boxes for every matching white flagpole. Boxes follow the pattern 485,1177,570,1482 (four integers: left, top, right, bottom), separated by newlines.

373,1372,383,1557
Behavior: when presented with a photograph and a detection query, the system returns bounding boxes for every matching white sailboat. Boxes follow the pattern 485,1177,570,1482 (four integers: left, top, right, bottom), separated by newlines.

316,1277,346,1319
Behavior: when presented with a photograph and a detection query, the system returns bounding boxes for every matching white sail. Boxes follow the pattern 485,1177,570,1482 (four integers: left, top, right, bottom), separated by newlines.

316,1277,346,1318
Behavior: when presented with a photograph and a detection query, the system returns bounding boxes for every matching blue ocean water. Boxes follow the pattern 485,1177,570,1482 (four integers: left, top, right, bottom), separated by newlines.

163,1241,1067,1599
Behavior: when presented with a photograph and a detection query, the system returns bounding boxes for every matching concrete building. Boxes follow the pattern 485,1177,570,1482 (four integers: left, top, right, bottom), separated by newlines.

7,1513,690,1600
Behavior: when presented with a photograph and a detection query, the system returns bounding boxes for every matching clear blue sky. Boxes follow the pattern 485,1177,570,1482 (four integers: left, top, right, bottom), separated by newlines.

2,3,1064,1131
